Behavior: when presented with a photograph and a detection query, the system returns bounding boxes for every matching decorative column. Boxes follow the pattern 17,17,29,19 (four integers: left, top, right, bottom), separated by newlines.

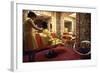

56,12,61,38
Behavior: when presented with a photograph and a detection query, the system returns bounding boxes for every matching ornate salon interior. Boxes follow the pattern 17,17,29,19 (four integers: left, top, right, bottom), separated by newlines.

23,10,91,62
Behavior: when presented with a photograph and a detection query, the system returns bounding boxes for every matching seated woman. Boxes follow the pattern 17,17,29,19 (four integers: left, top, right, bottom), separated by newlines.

40,21,62,46
61,32,74,48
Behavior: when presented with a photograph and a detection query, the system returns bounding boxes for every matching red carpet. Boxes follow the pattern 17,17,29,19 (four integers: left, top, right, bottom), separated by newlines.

35,45,81,61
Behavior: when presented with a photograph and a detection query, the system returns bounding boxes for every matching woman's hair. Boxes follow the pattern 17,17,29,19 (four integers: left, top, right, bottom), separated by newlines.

28,11,37,18
41,21,48,29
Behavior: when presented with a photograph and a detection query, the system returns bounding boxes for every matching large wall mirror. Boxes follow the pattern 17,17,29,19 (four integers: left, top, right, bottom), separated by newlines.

64,20,72,32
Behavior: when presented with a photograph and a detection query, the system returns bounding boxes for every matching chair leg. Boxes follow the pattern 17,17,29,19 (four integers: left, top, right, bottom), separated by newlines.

28,52,35,62
23,50,36,62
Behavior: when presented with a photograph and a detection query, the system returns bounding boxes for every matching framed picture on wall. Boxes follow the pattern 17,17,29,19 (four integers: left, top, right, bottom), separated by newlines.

11,1,97,71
